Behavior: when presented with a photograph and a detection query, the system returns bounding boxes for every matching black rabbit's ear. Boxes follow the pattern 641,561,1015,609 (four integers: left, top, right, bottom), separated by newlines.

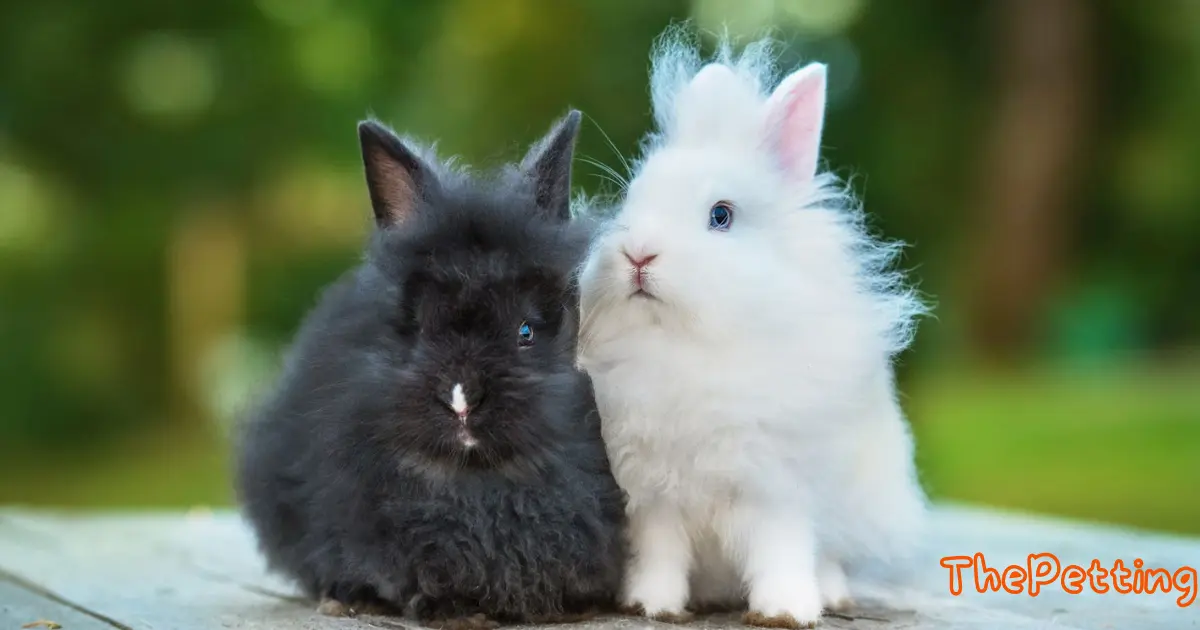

520,109,582,222
358,120,432,228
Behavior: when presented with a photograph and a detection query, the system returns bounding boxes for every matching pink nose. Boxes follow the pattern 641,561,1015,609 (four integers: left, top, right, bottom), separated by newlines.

624,251,658,269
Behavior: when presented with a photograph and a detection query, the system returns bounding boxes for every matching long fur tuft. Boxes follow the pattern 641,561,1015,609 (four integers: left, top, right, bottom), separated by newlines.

646,23,780,151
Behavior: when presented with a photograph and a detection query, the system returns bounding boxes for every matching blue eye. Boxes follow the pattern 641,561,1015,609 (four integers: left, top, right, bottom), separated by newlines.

709,202,734,231
517,321,534,347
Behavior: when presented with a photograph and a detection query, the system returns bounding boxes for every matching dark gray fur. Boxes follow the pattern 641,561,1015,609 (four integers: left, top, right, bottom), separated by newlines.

234,111,626,624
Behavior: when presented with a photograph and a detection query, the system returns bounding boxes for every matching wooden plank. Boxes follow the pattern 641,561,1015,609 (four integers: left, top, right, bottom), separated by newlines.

0,505,1196,629
0,577,116,630
0,511,340,630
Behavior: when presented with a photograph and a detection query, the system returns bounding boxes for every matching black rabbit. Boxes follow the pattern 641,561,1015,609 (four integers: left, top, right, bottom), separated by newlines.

234,110,626,628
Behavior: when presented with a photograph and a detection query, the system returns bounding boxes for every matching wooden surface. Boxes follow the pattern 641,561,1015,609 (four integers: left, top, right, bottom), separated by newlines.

1,504,1196,629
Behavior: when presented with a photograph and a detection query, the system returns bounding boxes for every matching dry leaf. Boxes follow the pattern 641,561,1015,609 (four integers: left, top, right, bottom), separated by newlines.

22,621,63,629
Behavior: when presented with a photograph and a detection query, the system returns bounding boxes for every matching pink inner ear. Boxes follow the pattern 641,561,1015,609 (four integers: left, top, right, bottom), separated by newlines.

765,64,827,182
368,144,418,224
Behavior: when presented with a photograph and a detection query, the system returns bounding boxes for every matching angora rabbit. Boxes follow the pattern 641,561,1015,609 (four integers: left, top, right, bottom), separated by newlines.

236,111,626,628
577,29,928,629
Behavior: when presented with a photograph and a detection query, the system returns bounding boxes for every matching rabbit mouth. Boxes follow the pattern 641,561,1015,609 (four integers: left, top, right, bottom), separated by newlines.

630,288,659,301
455,426,478,449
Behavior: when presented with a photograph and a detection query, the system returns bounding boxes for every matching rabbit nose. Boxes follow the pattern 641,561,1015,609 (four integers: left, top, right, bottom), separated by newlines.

622,250,658,291
623,250,658,269
446,382,482,421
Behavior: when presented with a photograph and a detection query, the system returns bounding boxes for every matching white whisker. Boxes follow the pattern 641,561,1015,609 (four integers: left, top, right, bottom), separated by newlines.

577,155,629,192
584,112,634,182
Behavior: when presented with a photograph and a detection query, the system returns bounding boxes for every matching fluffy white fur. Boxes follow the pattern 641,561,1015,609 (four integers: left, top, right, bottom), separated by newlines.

577,27,929,628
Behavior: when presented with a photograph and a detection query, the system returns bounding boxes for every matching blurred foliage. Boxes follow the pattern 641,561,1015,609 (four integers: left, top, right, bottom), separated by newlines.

0,0,1197,532
912,364,1200,536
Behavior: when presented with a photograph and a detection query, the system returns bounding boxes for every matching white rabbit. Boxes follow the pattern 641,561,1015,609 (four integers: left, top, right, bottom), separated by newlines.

576,28,929,629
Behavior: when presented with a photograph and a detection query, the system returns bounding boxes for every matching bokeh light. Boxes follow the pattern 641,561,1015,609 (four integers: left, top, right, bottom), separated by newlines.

120,33,218,121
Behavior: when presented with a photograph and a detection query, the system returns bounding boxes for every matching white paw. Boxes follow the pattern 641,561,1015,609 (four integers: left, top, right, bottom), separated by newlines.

817,559,853,611
747,577,822,628
623,569,689,619
316,598,349,617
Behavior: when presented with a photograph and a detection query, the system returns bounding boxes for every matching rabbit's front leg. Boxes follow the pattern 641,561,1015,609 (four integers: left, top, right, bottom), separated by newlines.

729,504,822,629
817,554,853,611
621,501,692,622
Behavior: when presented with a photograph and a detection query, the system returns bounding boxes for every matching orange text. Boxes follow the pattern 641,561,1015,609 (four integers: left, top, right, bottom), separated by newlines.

940,553,1196,608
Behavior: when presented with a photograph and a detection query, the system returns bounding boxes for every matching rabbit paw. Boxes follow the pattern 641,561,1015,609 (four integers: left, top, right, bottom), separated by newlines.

817,558,854,612
316,598,351,617
745,575,822,629
316,597,393,617
620,602,694,624
621,569,690,622
742,610,817,629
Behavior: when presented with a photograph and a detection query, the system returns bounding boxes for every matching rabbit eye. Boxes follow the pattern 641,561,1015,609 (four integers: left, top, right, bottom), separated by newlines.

709,202,734,231
517,321,535,348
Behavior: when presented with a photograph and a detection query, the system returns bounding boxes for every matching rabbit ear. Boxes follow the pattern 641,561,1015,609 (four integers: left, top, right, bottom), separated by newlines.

763,62,827,183
520,110,582,221
358,120,433,228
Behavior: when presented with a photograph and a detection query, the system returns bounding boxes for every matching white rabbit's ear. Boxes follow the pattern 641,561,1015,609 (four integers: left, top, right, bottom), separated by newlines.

763,62,827,182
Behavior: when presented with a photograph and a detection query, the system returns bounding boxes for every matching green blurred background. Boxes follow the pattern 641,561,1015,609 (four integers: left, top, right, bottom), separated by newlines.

0,0,1196,535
